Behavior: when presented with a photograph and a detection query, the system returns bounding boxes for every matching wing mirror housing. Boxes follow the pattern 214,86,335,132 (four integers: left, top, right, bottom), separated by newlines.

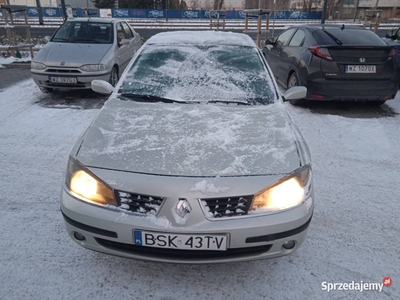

282,86,307,102
265,38,275,45
91,80,114,95
385,30,397,40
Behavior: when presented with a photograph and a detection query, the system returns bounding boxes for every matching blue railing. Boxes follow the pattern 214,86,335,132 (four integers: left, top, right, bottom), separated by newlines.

11,8,322,20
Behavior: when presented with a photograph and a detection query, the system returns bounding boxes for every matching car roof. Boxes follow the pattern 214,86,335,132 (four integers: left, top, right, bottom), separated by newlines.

290,24,366,32
146,31,256,47
67,17,117,24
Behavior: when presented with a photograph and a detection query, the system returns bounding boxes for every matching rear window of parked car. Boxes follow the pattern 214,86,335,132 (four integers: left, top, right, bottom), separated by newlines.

313,28,387,46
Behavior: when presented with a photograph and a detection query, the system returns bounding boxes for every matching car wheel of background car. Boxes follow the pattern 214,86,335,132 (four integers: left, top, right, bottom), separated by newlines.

365,100,386,106
109,66,119,87
287,72,307,107
39,87,54,94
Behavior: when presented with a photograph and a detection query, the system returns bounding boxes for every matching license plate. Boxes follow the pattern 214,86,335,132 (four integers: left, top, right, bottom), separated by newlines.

345,65,376,73
133,230,227,251
49,76,77,84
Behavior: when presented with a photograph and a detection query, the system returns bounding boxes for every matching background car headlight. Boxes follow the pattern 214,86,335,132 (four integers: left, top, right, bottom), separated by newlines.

249,165,311,213
79,64,106,72
65,157,116,206
31,61,47,70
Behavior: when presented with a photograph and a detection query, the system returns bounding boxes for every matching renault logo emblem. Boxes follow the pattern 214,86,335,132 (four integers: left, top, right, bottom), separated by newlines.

175,199,191,218
359,57,366,63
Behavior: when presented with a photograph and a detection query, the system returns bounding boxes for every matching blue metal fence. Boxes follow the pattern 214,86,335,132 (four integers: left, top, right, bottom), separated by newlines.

19,7,322,20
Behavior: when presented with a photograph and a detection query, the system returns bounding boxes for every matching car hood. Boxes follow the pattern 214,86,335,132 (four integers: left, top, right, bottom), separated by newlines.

76,99,301,177
36,42,112,67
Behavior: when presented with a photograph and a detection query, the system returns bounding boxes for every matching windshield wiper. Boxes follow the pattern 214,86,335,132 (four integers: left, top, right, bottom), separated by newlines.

119,94,252,105
72,38,102,44
51,38,77,43
207,100,251,106
322,30,343,45
119,94,189,104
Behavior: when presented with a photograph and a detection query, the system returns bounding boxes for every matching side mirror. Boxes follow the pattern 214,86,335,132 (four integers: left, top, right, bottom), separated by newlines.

91,80,114,95
265,38,275,45
282,86,307,102
385,30,396,40
119,39,130,46
44,36,51,42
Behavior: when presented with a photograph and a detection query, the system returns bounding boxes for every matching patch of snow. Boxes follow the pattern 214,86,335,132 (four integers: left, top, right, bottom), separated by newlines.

0,56,31,66
190,180,230,194
146,30,256,47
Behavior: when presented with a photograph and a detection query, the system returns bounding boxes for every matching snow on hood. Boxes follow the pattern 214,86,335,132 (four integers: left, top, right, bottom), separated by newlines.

34,42,111,67
76,99,300,177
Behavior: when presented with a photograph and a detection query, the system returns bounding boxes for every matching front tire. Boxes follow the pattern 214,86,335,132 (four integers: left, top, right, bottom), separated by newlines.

287,72,307,106
109,66,119,87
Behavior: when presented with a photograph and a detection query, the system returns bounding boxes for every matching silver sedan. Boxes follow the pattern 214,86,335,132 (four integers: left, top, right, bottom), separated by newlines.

31,18,141,93
60,31,314,264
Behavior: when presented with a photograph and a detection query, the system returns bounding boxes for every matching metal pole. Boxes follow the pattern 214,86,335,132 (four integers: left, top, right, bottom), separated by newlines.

166,0,168,22
271,0,276,38
321,0,328,24
60,0,67,21
35,0,44,25
353,0,360,22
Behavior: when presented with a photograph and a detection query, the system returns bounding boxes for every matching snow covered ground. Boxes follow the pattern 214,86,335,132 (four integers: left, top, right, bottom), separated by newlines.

0,79,399,300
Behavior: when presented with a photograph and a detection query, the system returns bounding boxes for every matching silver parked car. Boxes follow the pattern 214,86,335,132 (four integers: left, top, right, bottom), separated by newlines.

60,31,314,264
31,18,141,93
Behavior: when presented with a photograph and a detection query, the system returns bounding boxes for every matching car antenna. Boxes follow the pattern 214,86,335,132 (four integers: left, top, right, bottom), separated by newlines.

341,24,345,30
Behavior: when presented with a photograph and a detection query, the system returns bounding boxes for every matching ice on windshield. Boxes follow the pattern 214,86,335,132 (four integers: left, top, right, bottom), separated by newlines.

119,45,275,104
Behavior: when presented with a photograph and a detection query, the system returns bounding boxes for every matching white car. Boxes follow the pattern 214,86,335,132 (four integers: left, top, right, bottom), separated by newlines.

60,31,314,264
31,18,141,92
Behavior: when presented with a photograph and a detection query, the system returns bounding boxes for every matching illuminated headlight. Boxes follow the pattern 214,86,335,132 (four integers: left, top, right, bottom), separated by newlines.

31,61,47,70
249,165,311,213
79,64,106,72
65,157,116,206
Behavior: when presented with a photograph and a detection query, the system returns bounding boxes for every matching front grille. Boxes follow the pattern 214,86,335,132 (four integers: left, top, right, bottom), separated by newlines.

46,68,81,73
201,195,253,219
114,190,165,215
95,238,272,260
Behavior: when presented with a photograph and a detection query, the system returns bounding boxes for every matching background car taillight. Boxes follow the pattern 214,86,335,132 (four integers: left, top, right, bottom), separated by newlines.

308,46,333,60
388,48,398,60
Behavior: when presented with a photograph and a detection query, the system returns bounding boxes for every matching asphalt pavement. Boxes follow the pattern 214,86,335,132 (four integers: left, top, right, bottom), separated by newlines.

0,67,31,91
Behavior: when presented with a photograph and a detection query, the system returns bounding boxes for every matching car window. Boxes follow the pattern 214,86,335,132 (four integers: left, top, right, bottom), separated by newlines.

121,22,133,39
52,21,113,44
313,28,387,46
289,29,306,46
275,29,297,47
119,45,275,105
117,23,126,42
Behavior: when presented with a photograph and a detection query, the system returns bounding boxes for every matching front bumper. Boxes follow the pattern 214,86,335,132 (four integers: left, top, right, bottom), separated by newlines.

60,187,314,264
31,70,111,90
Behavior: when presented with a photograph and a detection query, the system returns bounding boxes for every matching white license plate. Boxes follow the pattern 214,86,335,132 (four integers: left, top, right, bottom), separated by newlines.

133,230,227,251
345,65,376,73
49,77,77,84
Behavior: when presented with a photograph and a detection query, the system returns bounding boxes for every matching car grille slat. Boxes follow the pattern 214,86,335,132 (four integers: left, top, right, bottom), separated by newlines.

115,190,165,215
201,195,253,219
46,68,82,73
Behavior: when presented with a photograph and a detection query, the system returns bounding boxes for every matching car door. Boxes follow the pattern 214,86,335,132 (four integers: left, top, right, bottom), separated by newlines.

120,22,140,64
115,22,131,74
123,22,141,54
263,28,296,85
279,29,306,87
